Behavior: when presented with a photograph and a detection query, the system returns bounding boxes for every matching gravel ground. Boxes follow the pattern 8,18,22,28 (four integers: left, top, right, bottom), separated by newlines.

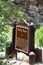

0,52,43,65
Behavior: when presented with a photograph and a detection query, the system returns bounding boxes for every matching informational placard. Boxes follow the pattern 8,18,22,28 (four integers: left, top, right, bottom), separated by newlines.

15,25,29,53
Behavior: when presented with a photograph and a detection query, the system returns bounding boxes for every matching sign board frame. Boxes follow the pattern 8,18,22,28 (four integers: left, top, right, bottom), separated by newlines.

15,25,29,53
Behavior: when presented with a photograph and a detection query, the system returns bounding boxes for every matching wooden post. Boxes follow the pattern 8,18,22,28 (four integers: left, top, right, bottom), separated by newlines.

28,24,35,54
12,24,17,54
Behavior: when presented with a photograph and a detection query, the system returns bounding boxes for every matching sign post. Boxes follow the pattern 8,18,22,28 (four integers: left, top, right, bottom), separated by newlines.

15,24,35,55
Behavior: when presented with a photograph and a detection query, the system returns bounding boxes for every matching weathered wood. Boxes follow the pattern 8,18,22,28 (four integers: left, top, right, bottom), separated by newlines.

29,52,36,64
12,24,35,55
12,24,16,54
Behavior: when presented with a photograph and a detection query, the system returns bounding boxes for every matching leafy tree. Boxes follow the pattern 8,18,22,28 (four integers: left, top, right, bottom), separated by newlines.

0,0,24,23
0,0,24,51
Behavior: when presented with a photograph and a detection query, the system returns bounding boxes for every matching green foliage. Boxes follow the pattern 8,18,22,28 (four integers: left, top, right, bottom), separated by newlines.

0,16,12,51
35,27,43,47
0,0,24,23
0,0,24,52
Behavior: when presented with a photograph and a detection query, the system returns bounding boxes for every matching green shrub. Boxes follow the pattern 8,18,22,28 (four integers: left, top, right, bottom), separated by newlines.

0,16,12,52
35,26,43,47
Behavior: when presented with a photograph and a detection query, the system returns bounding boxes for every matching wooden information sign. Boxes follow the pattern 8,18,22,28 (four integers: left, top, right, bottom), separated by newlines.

12,24,35,55
15,25,29,53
